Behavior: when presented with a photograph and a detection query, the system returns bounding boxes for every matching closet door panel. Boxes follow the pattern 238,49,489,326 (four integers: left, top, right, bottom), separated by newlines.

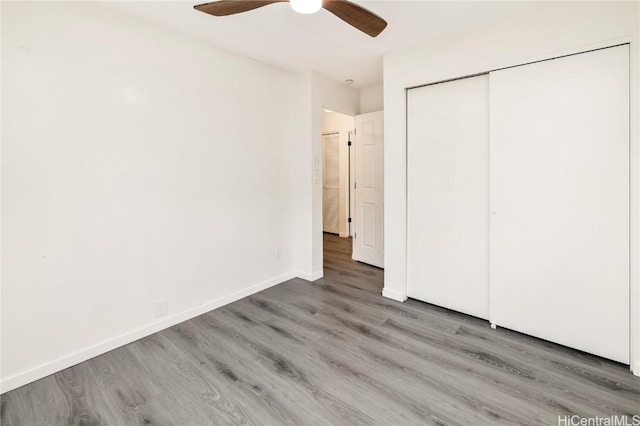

407,74,490,319
489,45,629,363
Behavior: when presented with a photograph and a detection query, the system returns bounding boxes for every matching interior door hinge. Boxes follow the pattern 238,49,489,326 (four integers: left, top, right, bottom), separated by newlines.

348,141,352,146
348,217,352,223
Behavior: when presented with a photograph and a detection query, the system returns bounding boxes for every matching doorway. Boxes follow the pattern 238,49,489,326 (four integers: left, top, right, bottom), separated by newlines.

322,110,355,238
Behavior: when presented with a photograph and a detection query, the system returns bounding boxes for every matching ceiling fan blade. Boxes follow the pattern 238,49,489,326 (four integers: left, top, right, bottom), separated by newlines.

194,0,286,17
322,0,387,37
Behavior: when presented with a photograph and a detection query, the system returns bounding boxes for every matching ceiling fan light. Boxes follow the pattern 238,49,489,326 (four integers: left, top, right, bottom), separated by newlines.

290,0,322,14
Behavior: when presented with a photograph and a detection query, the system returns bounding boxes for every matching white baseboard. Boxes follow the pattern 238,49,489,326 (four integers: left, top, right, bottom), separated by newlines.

339,232,349,238
296,271,324,282
632,361,640,377
0,271,298,394
382,287,407,302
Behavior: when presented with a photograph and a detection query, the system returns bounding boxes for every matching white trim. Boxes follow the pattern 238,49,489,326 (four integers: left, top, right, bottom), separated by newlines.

297,270,324,282
632,362,640,377
382,287,407,302
0,271,298,394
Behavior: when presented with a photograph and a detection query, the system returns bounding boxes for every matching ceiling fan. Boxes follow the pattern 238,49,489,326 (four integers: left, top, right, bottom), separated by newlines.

193,0,388,37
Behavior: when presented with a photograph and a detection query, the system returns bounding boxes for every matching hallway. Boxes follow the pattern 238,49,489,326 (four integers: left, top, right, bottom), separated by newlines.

319,233,384,296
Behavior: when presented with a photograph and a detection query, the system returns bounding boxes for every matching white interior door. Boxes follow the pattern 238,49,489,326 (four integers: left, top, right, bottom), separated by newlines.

354,110,384,268
407,75,490,319
323,134,340,234
489,45,629,363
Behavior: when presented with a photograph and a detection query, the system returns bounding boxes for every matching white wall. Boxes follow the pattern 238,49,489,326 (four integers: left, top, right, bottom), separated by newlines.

323,111,355,237
383,1,640,374
1,1,310,392
360,85,383,114
323,111,356,134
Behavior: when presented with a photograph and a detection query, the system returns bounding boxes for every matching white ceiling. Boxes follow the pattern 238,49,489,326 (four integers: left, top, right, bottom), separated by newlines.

102,1,545,89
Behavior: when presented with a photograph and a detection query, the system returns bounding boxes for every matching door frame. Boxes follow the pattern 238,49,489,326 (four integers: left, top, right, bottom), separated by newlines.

321,112,356,239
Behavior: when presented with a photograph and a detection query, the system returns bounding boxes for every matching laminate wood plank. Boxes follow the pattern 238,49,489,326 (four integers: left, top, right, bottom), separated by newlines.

195,311,384,425
160,321,308,426
2,233,638,425
175,315,346,425
289,299,545,423
380,316,639,419
213,305,470,425
84,344,175,426
1,375,69,426
131,334,257,425
236,274,638,423
207,308,423,425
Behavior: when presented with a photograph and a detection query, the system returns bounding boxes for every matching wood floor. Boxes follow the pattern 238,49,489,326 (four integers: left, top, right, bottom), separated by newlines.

2,233,639,425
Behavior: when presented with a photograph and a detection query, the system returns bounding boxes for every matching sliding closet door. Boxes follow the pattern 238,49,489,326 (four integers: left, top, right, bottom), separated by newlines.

489,45,629,363
407,75,490,319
